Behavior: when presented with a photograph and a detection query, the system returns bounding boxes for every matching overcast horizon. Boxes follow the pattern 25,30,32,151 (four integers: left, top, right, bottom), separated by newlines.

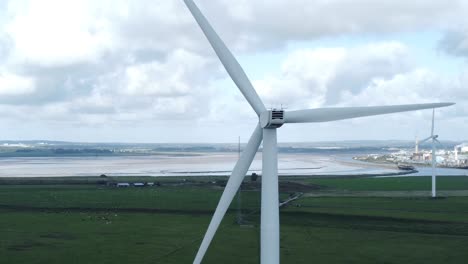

1,138,467,146
0,0,467,143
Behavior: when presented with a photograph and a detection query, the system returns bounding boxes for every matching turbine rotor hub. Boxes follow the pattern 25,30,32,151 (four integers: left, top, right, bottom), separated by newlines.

260,109,285,128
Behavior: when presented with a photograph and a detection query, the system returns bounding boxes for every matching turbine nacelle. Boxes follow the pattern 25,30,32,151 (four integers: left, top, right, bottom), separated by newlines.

260,109,285,128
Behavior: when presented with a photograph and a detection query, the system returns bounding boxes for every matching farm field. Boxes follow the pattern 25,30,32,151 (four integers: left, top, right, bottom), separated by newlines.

1,176,468,263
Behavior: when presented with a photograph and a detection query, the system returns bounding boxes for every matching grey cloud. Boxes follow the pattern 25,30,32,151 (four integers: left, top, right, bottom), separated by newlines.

0,62,104,105
194,0,465,52
439,31,468,58
106,1,212,56
70,104,115,115
325,45,412,104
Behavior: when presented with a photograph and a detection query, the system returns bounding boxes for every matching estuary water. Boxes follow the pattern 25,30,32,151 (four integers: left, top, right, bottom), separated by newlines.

0,153,466,177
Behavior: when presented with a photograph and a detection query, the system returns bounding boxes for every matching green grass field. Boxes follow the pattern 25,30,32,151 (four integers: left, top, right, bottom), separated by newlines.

301,176,468,191
1,176,468,263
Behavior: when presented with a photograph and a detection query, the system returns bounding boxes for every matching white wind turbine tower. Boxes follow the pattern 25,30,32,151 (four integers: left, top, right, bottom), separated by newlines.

183,1,455,263
418,109,440,198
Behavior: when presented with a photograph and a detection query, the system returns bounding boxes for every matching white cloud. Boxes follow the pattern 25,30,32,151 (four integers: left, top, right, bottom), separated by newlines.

253,42,412,109
0,71,35,95
121,49,210,97
5,0,113,67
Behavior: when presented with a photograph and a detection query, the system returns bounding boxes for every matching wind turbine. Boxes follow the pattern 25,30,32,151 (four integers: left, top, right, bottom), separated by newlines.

182,1,455,263
418,109,440,198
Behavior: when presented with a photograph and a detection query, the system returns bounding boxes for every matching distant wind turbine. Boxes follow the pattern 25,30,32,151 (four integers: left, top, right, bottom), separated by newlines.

418,109,440,198
183,1,455,263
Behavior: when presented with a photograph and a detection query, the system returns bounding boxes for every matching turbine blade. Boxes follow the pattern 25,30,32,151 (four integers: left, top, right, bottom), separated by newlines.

183,0,266,116
431,108,435,137
194,124,263,264
284,103,455,123
419,136,433,144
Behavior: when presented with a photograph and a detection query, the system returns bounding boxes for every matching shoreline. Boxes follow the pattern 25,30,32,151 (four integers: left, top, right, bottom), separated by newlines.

1,153,466,178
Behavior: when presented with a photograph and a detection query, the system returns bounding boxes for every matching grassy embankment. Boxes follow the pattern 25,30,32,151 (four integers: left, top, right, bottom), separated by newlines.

1,176,468,263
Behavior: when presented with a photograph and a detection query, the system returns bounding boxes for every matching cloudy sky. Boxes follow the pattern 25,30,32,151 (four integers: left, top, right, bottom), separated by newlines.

0,0,466,143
